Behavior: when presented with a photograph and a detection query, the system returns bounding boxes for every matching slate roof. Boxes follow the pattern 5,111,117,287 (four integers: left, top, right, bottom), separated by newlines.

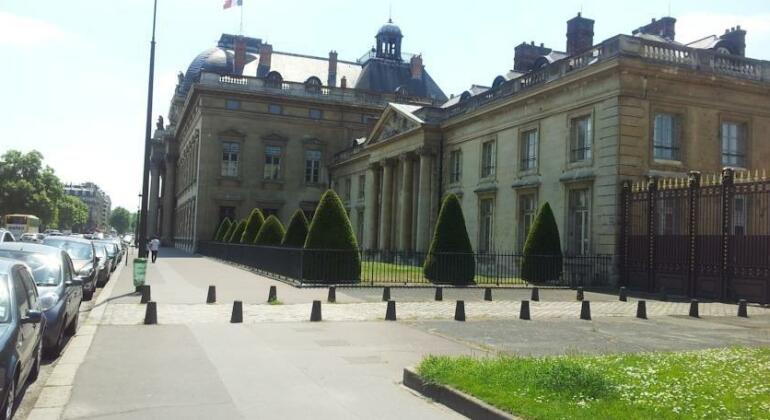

354,58,447,102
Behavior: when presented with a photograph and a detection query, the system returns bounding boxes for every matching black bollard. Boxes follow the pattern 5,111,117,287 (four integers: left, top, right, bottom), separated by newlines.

385,300,397,321
484,288,492,301
531,287,540,302
576,287,584,301
636,300,647,319
689,299,699,318
382,287,391,302
454,300,466,321
310,300,322,322
144,301,157,325
619,286,627,302
327,286,336,303
268,285,277,303
206,285,216,304
580,300,591,320
738,299,748,318
435,287,443,301
231,301,243,323
140,285,151,304
519,300,531,320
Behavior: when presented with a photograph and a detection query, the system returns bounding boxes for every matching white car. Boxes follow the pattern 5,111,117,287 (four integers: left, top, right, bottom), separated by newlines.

0,230,14,243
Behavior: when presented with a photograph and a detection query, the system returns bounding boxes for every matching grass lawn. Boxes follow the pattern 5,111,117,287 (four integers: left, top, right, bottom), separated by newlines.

360,261,525,285
417,347,770,419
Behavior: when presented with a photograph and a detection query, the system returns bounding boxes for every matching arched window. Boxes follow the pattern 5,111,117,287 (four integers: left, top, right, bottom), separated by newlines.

459,91,472,102
266,71,283,89
305,76,322,94
395,86,409,102
492,75,506,88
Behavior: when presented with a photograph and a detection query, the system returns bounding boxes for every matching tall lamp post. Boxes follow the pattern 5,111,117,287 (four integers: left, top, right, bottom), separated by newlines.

138,0,158,258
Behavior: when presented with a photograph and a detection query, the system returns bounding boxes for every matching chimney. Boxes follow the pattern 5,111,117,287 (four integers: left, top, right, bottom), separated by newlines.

718,26,747,56
328,50,338,87
514,42,552,73
410,54,423,79
257,43,273,77
340,76,347,89
233,36,247,75
632,16,676,41
566,12,595,55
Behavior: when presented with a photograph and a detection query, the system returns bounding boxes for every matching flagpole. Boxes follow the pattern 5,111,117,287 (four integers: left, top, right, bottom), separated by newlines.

138,0,158,259
239,1,243,34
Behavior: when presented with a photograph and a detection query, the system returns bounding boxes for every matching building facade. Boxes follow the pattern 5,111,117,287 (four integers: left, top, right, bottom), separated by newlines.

64,182,112,232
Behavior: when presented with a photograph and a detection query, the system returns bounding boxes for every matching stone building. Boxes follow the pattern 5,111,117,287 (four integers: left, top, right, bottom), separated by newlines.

64,182,112,232
148,21,446,250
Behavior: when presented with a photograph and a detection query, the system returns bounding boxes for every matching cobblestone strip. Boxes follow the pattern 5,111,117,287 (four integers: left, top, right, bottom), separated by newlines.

100,300,770,325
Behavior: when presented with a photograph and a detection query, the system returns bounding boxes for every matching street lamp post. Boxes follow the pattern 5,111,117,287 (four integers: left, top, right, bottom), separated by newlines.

138,0,158,259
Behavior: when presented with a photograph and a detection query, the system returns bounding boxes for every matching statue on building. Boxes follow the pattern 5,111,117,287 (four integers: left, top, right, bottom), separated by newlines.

177,71,184,85
156,115,164,131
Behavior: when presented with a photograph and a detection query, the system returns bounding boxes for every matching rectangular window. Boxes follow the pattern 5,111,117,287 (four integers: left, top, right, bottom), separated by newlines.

304,150,321,183
262,209,279,218
520,129,538,170
309,108,323,120
221,141,239,177
519,193,537,251
449,150,462,183
721,122,747,167
218,206,236,224
264,146,282,180
479,198,494,253
225,99,241,110
344,178,352,201
268,104,283,115
358,175,366,199
653,113,681,161
481,140,496,178
568,189,590,255
569,115,592,162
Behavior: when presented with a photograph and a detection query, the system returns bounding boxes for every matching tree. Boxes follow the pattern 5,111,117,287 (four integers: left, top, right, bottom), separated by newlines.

281,210,309,247
240,208,265,243
228,219,247,243
109,207,132,234
521,202,563,283
303,190,360,283
0,150,64,226
57,195,89,232
255,215,285,245
214,218,232,241
423,194,475,285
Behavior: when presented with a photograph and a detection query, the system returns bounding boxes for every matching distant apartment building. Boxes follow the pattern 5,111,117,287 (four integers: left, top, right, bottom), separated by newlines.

64,182,112,232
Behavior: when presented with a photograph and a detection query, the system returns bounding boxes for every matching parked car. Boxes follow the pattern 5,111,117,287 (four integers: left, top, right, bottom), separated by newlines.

0,231,14,243
93,244,111,287
0,258,44,420
19,234,40,243
41,237,99,301
95,241,120,272
0,244,82,356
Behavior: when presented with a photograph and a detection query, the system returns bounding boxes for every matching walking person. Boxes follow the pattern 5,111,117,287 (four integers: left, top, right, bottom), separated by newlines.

148,237,161,263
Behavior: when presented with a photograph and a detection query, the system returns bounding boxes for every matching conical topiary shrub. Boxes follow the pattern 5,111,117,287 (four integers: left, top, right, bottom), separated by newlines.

222,220,237,242
228,219,247,243
303,190,360,284
214,218,232,241
521,202,563,283
423,194,476,285
255,215,286,246
282,210,309,248
240,208,265,243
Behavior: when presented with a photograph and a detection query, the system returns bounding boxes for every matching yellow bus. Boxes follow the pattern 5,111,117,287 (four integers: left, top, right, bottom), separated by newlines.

3,214,41,239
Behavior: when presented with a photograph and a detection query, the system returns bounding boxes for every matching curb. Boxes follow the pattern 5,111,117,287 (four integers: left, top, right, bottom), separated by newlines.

402,367,515,420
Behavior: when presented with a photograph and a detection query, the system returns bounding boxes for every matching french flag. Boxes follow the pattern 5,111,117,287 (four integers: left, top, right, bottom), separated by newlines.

223,0,242,9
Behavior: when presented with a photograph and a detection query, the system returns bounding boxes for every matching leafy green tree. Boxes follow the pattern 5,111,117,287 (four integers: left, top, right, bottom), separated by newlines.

255,215,285,245
228,219,247,243
423,194,475,285
303,190,360,283
109,207,132,234
281,210,309,247
240,208,265,243
0,150,64,226
214,218,232,241
521,202,563,283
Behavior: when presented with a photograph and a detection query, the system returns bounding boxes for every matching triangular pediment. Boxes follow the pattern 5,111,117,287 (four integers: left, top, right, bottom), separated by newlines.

366,104,423,145
219,128,246,139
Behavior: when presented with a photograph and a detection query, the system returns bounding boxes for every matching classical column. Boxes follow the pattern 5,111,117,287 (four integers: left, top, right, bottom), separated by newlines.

378,159,395,250
364,162,380,250
161,154,177,245
415,148,434,252
398,153,415,251
147,161,161,238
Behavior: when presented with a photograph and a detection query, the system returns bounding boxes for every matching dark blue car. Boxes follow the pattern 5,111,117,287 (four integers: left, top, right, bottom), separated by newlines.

0,258,44,420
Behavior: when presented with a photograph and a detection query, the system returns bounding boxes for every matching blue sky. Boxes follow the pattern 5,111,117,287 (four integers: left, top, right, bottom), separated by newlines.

1,0,769,210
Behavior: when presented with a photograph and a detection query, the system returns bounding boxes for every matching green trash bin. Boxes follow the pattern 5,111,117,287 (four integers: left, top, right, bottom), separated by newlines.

133,258,148,288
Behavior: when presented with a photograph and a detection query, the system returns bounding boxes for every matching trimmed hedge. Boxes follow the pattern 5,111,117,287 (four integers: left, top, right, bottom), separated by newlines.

255,215,286,246
241,208,265,244
282,209,309,248
228,219,247,243
423,194,475,285
222,220,237,242
214,218,232,241
521,202,563,283
302,190,360,283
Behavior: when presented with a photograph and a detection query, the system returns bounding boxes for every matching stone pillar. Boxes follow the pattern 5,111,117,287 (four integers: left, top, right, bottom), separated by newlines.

161,155,177,245
378,159,395,251
147,162,161,238
364,162,380,250
398,153,415,251
416,149,433,252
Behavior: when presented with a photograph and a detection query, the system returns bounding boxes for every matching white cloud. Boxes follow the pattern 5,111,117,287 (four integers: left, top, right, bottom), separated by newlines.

0,11,73,47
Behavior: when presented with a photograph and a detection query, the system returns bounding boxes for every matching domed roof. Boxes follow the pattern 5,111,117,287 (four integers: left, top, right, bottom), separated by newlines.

178,47,233,96
377,19,402,38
